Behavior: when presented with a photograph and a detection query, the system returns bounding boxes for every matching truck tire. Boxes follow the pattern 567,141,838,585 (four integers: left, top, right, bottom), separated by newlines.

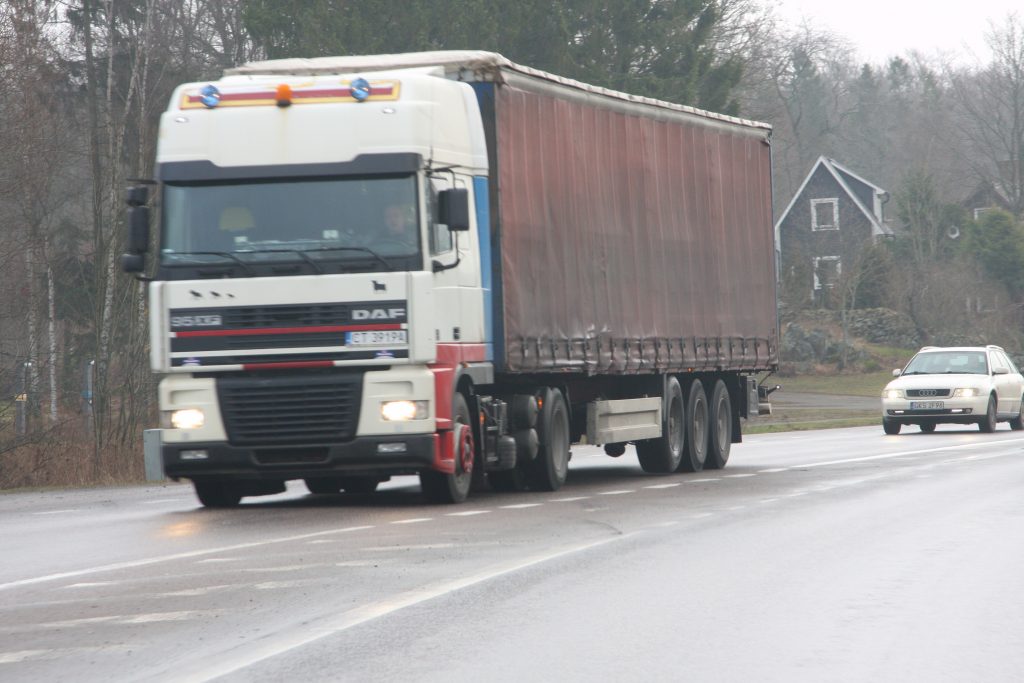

526,388,570,491
305,478,342,495
489,467,528,492
676,379,708,473
705,379,732,470
420,392,474,503
194,480,242,508
637,377,685,473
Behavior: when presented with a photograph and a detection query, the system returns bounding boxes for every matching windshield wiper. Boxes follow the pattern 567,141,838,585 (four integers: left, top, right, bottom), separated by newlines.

247,248,324,274
305,246,395,270
168,251,255,276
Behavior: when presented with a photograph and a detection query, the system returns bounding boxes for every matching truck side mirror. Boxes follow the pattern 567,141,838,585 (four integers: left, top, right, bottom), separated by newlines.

126,184,149,207
127,206,151,254
438,188,470,231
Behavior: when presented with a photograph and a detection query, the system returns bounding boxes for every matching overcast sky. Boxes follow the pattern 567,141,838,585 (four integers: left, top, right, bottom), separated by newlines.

770,0,1020,65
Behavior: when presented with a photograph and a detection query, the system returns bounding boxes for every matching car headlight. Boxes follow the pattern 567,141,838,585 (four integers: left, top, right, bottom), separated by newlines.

170,408,205,430
952,387,981,398
883,389,903,400
381,400,428,421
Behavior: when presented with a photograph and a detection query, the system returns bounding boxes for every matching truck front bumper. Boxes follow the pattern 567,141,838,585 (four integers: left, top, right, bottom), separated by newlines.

163,433,437,481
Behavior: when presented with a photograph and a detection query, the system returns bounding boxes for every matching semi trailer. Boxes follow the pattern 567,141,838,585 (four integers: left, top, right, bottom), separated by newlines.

122,51,778,507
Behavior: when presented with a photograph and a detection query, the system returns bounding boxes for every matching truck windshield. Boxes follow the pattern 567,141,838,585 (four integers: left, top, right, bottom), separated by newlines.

160,175,420,273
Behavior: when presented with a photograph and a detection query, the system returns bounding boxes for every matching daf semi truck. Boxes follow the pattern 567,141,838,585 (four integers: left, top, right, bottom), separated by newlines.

122,51,778,507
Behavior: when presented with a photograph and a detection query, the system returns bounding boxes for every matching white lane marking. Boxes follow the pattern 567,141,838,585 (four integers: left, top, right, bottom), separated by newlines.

196,557,245,564
500,503,543,509
758,468,788,473
142,499,189,505
241,565,320,573
726,506,747,511
689,512,713,519
644,483,681,489
63,582,118,589
0,650,48,664
0,646,132,664
759,498,780,504
549,496,591,502
254,580,321,590
123,611,212,624
390,518,432,525
0,525,376,592
159,585,240,598
724,473,756,478
785,492,807,498
32,509,81,516
689,478,721,483
599,490,635,495
173,535,628,683
791,438,1021,469
446,510,491,516
3,611,214,633
335,561,379,567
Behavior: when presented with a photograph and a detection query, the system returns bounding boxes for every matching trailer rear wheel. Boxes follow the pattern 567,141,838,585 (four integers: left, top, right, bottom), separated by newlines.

526,388,570,491
637,377,685,473
705,380,732,470
676,380,708,472
420,393,474,504
194,480,242,508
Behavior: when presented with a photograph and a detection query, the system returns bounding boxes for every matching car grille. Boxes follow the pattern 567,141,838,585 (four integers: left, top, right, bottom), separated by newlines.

905,389,951,398
217,372,362,446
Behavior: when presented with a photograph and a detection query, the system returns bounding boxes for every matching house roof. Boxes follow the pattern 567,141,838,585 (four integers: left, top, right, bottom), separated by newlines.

774,156,892,241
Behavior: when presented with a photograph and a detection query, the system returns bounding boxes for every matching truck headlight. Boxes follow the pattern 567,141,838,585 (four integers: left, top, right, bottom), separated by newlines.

952,388,980,398
883,389,903,400
381,400,428,421
170,408,205,430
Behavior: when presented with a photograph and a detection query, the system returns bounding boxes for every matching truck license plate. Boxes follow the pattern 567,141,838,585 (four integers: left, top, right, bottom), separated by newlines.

346,330,407,346
910,401,943,410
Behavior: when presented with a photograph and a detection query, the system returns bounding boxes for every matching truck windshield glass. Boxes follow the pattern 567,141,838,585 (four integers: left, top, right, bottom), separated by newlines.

160,176,419,267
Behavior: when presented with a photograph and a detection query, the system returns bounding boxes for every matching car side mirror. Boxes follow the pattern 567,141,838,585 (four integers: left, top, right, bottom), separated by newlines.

438,188,470,231
892,369,901,377
993,366,1009,375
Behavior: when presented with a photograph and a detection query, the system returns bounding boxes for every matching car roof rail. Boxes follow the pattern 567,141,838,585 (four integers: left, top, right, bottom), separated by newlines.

986,344,1005,351
919,346,938,351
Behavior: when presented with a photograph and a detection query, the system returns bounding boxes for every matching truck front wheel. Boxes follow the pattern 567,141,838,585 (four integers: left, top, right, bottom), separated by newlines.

194,480,242,508
420,393,474,503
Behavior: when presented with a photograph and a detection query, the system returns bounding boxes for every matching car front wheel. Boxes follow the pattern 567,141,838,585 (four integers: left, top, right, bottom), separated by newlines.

883,418,901,435
979,395,997,433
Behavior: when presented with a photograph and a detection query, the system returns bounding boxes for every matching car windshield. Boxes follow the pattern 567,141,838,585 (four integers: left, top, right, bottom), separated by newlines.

160,175,420,267
903,351,989,375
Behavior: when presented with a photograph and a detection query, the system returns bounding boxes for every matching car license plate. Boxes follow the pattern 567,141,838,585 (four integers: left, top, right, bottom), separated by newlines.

910,401,943,410
346,330,407,346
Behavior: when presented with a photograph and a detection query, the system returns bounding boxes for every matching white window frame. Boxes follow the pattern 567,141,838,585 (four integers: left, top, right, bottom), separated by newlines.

812,255,841,290
811,198,839,231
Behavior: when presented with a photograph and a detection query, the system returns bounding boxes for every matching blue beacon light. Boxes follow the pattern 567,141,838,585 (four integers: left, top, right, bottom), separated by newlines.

350,78,371,102
199,84,221,108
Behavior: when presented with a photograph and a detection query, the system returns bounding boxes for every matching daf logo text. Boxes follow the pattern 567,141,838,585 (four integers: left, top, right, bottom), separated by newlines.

352,308,406,321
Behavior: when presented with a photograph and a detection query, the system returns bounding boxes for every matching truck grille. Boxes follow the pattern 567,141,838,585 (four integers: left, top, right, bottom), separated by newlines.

217,372,362,446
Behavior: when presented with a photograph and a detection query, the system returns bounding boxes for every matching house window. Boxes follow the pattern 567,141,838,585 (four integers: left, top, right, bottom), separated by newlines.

811,198,839,231
973,207,991,220
813,256,841,290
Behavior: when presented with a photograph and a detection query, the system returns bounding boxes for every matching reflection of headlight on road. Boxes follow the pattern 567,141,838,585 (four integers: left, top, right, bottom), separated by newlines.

381,400,427,421
171,408,205,430
883,389,903,400
952,388,980,398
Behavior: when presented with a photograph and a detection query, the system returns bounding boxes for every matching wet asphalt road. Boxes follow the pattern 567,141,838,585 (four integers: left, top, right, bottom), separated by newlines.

3,422,1024,682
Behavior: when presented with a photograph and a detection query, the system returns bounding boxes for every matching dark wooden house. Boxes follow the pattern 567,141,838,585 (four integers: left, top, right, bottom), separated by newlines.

775,157,892,303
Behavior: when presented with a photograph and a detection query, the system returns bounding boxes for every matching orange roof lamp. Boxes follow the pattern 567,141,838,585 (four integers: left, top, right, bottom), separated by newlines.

275,84,292,108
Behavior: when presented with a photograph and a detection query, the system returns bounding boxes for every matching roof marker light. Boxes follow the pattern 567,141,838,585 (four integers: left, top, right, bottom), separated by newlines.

199,84,220,108
350,77,371,102
275,83,292,107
